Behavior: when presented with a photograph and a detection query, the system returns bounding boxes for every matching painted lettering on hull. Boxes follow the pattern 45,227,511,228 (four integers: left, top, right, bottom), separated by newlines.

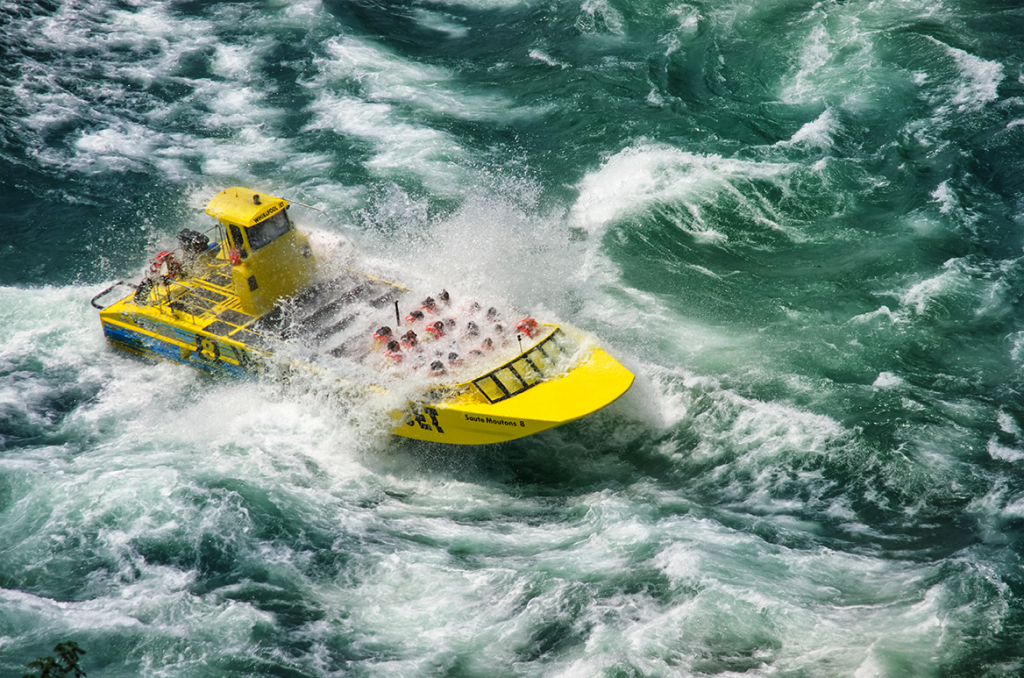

464,414,526,428
196,335,220,362
408,406,444,434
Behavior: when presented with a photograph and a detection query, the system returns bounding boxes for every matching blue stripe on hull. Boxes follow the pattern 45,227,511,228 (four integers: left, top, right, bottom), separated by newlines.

102,323,249,378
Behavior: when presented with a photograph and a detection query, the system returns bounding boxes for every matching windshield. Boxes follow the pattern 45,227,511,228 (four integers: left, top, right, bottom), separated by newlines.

247,210,291,251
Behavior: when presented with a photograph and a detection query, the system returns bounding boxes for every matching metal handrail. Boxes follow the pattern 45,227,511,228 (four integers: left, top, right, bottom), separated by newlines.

91,281,129,310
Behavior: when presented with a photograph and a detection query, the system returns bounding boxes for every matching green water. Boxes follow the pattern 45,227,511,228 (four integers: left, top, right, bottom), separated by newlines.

2,0,1023,675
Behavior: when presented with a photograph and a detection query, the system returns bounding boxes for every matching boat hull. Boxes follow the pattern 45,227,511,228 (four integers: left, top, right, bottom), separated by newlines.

100,302,261,378
397,347,634,445
101,294,633,445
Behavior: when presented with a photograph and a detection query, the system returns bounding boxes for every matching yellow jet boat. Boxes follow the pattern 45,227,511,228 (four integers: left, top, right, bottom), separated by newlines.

93,187,634,445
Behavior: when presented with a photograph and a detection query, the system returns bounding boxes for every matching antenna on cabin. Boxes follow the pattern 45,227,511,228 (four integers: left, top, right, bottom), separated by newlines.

284,198,342,230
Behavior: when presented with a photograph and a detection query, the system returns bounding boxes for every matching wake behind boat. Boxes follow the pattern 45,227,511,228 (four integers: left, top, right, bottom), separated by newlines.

93,187,634,445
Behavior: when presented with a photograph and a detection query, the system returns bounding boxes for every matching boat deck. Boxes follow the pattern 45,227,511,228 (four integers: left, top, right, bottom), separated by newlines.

102,244,587,408
133,254,402,364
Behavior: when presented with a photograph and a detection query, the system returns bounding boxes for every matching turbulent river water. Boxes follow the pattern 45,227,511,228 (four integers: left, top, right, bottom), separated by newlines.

2,0,1024,676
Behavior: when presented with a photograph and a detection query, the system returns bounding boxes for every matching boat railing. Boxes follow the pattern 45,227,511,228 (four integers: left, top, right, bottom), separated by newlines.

91,281,131,309
469,326,580,403
134,223,228,321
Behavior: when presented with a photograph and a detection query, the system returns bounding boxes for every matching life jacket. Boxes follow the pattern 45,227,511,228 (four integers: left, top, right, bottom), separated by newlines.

401,331,418,349
425,321,445,341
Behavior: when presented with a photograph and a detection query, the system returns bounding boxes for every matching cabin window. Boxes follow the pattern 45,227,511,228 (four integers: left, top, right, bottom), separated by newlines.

228,224,248,259
247,210,291,251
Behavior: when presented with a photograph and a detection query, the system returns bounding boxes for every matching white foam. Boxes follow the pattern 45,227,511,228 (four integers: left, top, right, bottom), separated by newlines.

943,42,1004,113
544,512,954,676
304,93,472,196
667,3,701,34
899,259,967,316
782,23,833,105
988,439,1024,463
1003,496,1024,518
7,0,535,194
0,588,147,635
314,36,524,121
282,0,325,21
4,0,308,186
872,371,902,390
73,123,160,173
1012,331,1024,364
211,43,263,79
528,49,569,69
410,8,470,38
776,108,839,149
930,180,958,214
576,0,625,35
910,36,1006,136
776,8,899,117
570,144,796,241
998,411,1022,437
850,305,899,325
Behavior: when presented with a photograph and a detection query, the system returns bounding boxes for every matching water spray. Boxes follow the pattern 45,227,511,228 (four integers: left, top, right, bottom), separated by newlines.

285,198,344,231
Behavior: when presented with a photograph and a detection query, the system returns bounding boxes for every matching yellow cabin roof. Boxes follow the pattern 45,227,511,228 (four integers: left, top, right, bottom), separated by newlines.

206,187,289,227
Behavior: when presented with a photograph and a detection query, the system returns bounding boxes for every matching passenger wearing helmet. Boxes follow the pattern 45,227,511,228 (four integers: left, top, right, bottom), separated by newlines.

373,326,393,351
425,320,445,341
384,340,403,365
516,318,539,338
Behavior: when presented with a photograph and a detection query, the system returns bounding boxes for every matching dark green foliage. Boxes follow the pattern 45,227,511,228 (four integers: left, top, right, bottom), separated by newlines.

22,642,86,678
